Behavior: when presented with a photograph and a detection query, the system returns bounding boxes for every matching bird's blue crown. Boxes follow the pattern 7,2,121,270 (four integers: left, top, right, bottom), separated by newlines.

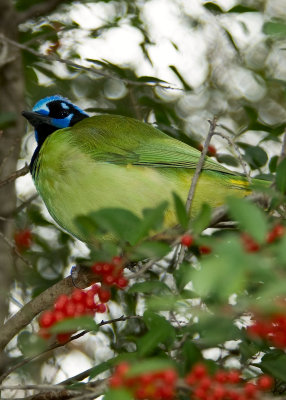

32,95,89,142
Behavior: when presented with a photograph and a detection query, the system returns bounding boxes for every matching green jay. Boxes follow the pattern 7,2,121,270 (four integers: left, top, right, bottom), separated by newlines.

22,95,260,243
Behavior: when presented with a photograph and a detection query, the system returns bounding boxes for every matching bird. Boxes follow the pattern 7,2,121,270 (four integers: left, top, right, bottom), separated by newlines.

22,95,262,244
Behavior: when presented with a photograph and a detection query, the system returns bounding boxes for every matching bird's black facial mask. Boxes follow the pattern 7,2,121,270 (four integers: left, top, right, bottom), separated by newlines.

23,95,89,174
22,95,89,146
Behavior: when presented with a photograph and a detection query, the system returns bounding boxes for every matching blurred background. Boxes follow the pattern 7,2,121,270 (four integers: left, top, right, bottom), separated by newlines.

1,0,286,393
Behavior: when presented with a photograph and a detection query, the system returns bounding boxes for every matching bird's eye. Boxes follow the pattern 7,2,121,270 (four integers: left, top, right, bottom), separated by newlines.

48,100,71,118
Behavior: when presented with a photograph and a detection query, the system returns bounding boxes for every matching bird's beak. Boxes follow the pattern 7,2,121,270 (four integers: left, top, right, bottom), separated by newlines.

22,111,53,128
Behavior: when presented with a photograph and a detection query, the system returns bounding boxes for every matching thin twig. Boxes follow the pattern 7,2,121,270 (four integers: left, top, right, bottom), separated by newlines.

14,193,38,214
0,315,141,384
0,164,29,189
278,128,286,164
175,117,217,268
0,35,181,91
215,131,250,181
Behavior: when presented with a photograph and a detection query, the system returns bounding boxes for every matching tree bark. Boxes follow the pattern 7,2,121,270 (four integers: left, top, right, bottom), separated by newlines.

0,0,25,368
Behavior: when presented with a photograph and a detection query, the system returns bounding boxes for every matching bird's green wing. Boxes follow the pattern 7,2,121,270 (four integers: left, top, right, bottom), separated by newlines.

67,114,234,175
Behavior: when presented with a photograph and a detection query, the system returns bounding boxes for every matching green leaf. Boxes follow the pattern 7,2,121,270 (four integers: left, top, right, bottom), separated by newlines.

137,311,175,356
263,21,286,37
197,316,242,346
131,241,170,260
128,281,171,295
238,143,268,170
227,197,268,242
181,341,202,374
261,351,286,381
104,389,133,400
133,202,168,244
203,2,224,13
216,153,239,167
192,237,250,299
191,203,212,234
174,262,193,291
50,316,98,334
89,208,141,243
229,5,258,13
276,158,286,193
17,332,47,356
269,155,278,173
173,192,188,229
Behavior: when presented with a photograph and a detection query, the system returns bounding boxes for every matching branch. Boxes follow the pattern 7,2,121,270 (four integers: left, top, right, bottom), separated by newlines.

0,164,29,189
0,265,95,353
0,315,141,384
0,35,181,91
175,117,217,267
17,0,66,25
278,127,286,164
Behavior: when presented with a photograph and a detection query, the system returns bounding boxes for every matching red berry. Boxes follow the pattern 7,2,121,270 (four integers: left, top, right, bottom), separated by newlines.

267,224,285,243
53,310,65,322
257,375,273,391
89,284,100,294
199,245,212,255
85,294,96,309
103,274,115,285
116,277,129,289
98,288,111,303
192,363,208,380
199,376,212,390
14,229,32,250
208,145,217,156
92,262,104,275
244,382,257,397
63,300,76,317
214,370,228,383
139,372,154,385
109,375,123,388
97,303,107,313
54,294,69,311
112,256,123,266
116,362,130,376
38,328,51,340
227,370,240,384
162,368,177,384
74,302,86,316
193,386,207,399
181,234,194,247
135,387,148,399
56,333,71,343
212,384,226,399
71,288,86,303
241,233,260,253
102,263,114,275
39,310,55,328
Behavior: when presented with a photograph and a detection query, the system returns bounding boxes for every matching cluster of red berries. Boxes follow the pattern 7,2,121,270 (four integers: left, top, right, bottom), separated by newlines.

39,284,109,343
109,362,273,400
14,229,32,251
109,362,177,400
241,224,285,253
185,363,273,400
180,235,212,255
248,313,286,348
91,256,128,289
